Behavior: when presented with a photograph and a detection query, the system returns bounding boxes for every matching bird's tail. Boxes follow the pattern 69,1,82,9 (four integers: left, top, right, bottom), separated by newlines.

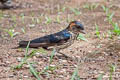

19,41,45,48
19,41,30,47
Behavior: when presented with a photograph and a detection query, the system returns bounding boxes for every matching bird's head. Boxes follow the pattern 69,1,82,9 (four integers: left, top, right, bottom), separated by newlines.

67,21,85,34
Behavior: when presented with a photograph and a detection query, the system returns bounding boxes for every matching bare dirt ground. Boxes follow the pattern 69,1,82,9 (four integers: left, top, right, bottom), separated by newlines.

0,0,120,80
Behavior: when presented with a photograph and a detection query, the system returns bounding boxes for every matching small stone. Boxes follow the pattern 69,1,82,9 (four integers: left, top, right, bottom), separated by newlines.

6,61,10,64
9,75,14,78
88,50,92,53
29,24,35,27
76,56,81,58
35,52,40,55
60,60,67,63
25,65,29,68
32,64,37,68
50,64,56,67
117,36,120,39
33,56,37,59
60,69,66,73
99,71,104,74
59,75,64,78
16,57,22,62
23,75,29,78
74,65,77,67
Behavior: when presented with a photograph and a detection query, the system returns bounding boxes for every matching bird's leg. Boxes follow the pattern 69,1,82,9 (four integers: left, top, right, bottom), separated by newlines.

47,35,75,59
55,41,74,59
53,35,75,58
55,48,70,59
55,49,76,61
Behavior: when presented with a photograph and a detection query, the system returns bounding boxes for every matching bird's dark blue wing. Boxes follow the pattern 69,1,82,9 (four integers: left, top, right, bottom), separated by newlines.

30,29,72,44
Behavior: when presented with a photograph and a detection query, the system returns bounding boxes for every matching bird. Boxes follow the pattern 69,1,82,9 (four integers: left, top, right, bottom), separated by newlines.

19,21,85,56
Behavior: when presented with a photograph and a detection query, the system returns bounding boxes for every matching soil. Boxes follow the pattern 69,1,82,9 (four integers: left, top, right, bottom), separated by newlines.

0,0,120,80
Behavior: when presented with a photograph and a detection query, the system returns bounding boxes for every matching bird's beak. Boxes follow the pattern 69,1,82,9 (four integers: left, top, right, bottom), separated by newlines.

79,30,86,34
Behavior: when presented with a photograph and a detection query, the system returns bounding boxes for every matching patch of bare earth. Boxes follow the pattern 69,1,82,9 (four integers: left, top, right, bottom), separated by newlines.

0,0,120,80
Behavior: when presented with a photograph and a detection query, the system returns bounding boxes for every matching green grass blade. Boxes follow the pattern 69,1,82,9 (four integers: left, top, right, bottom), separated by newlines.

49,49,56,64
28,62,41,80
70,7,81,15
71,67,79,80
15,41,30,69
97,74,103,80
95,23,100,38
112,22,120,35
25,41,30,57
109,64,116,80
77,34,88,41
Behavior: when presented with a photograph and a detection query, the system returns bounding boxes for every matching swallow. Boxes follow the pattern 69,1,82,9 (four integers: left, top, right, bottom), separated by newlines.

19,21,85,54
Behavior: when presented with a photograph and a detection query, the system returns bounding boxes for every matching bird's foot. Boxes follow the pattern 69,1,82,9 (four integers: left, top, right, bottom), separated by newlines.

57,52,70,58
56,51,76,61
